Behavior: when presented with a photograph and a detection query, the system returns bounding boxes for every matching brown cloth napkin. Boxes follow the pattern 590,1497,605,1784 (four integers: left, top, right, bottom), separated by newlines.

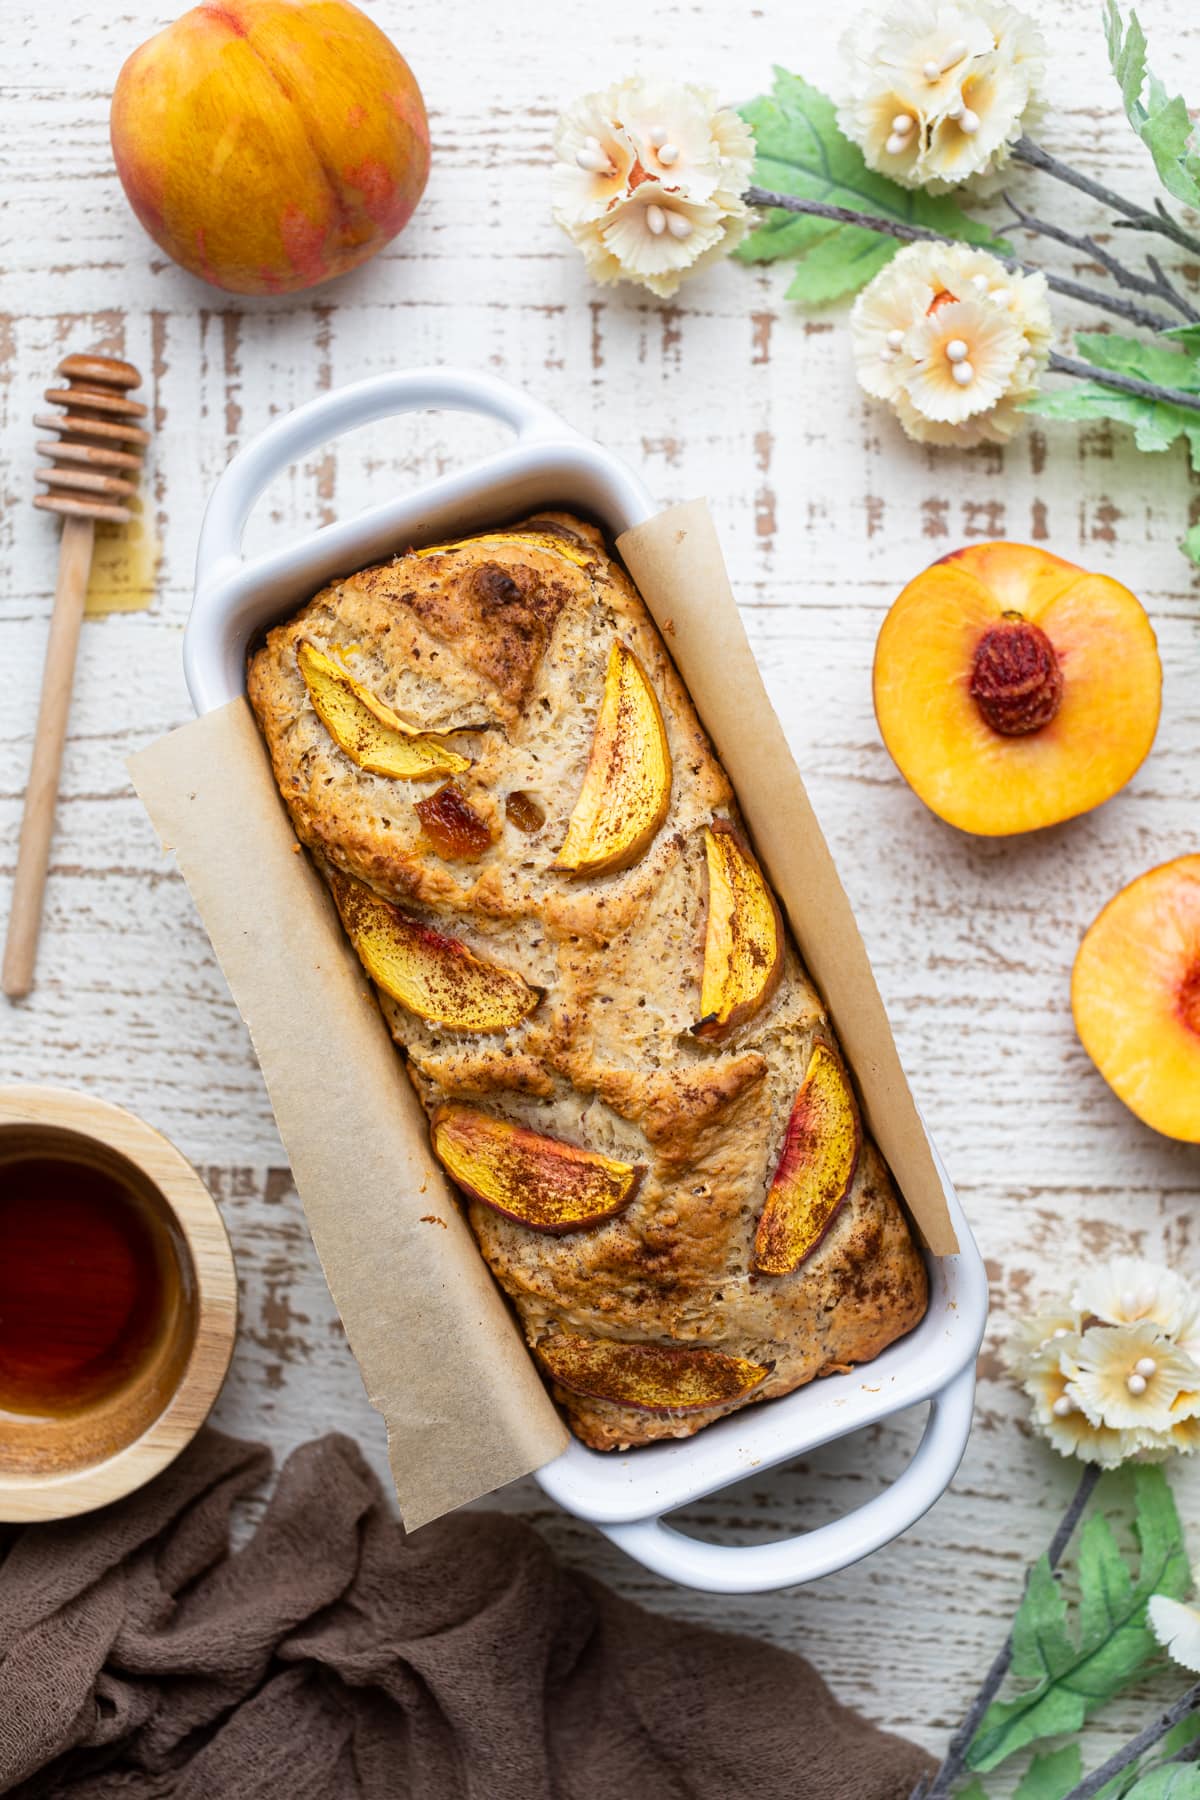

0,1430,932,1800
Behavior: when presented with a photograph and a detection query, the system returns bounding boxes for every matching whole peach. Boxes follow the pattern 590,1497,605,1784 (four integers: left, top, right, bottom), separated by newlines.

110,0,430,295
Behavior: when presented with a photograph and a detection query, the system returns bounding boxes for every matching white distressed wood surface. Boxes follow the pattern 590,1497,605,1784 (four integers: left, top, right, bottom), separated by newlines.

3,0,1200,1780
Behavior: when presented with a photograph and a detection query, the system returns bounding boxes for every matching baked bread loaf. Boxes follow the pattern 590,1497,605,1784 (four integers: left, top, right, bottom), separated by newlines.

248,514,929,1450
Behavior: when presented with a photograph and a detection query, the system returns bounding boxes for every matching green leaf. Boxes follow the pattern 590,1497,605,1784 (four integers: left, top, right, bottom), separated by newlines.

1104,1,1200,209
1163,1714,1200,1759
1023,330,1200,470
1015,1745,1084,1800
967,1468,1189,1774
734,69,1010,304
783,230,897,304
1073,332,1200,391
1124,1769,1200,1800
1183,521,1200,566
1009,1556,1077,1685
1105,0,1149,116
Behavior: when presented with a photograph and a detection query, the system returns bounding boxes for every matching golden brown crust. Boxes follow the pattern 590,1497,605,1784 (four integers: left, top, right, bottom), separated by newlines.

248,512,929,1450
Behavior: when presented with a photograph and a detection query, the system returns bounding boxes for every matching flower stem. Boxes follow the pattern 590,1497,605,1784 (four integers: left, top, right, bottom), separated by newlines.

1002,193,1200,323
911,1463,1102,1800
742,188,1179,331
1049,349,1200,415
1011,136,1200,260
1058,1681,1200,1800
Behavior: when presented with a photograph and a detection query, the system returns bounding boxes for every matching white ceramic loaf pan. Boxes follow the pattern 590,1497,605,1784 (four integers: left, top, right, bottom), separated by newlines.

185,367,988,1594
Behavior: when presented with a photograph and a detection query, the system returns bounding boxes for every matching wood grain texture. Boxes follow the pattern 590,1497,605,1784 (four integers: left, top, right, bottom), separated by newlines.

3,515,94,996
2,0,1199,1778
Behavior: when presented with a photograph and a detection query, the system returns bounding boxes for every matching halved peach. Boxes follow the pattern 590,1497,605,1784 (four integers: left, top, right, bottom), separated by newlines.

535,1334,772,1410
693,820,783,1041
1072,855,1200,1142
431,1104,643,1232
298,641,469,780
873,544,1161,836
330,875,539,1032
415,783,494,860
753,1041,860,1274
555,641,672,876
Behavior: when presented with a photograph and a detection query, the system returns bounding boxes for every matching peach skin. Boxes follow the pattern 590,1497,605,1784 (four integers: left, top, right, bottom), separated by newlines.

1073,855,1200,1143
873,543,1162,837
110,0,430,295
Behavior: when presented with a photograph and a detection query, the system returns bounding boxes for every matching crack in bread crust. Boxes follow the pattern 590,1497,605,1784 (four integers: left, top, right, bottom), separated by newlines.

248,511,929,1450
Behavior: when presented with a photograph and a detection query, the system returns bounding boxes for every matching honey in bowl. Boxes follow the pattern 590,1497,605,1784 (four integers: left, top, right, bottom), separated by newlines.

0,1147,197,1476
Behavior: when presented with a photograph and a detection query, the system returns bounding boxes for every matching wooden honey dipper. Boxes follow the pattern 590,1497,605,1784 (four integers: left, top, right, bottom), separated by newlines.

3,353,149,999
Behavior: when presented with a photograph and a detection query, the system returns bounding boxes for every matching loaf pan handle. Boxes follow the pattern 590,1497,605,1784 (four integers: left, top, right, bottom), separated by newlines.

194,367,580,594
599,1361,976,1594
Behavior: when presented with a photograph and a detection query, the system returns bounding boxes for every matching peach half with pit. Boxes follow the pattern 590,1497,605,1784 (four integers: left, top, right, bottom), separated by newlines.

873,543,1162,836
535,1334,772,1411
330,876,539,1033
431,1105,643,1233
753,1041,860,1276
1072,855,1200,1143
554,641,672,876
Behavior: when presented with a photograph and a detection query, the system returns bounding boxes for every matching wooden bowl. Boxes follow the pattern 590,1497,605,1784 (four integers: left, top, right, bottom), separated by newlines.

0,1086,237,1522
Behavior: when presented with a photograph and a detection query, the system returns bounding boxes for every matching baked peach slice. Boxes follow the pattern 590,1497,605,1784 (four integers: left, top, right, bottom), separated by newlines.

431,1104,643,1232
693,821,783,1041
298,641,469,780
555,641,672,876
1072,855,1200,1142
535,1334,772,1410
753,1042,860,1275
873,544,1161,836
330,875,539,1032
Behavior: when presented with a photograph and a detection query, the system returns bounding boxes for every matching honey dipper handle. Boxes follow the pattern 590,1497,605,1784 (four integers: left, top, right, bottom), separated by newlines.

3,514,96,998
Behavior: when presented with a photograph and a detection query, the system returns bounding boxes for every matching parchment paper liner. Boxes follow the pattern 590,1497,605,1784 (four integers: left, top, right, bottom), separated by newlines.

129,499,956,1530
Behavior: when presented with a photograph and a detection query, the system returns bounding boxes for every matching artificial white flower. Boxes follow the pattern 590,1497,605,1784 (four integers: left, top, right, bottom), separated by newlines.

1149,1572,1200,1673
1023,1339,1134,1470
551,78,754,297
838,0,1044,190
892,386,1029,447
923,55,1031,189
903,295,1022,421
840,85,929,185
850,263,936,399
1003,1304,1084,1382
1009,1257,1200,1470
1072,1257,1194,1338
849,240,1051,444
551,91,640,226
1163,1412,1200,1455
1067,1320,1200,1436
870,1,995,109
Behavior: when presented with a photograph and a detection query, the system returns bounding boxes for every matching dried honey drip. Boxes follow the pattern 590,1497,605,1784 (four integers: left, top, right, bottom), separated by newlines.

969,613,1064,736
505,791,545,833
415,783,493,860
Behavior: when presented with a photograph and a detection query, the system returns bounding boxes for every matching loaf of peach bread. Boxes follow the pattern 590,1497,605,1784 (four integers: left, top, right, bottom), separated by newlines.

247,513,929,1450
